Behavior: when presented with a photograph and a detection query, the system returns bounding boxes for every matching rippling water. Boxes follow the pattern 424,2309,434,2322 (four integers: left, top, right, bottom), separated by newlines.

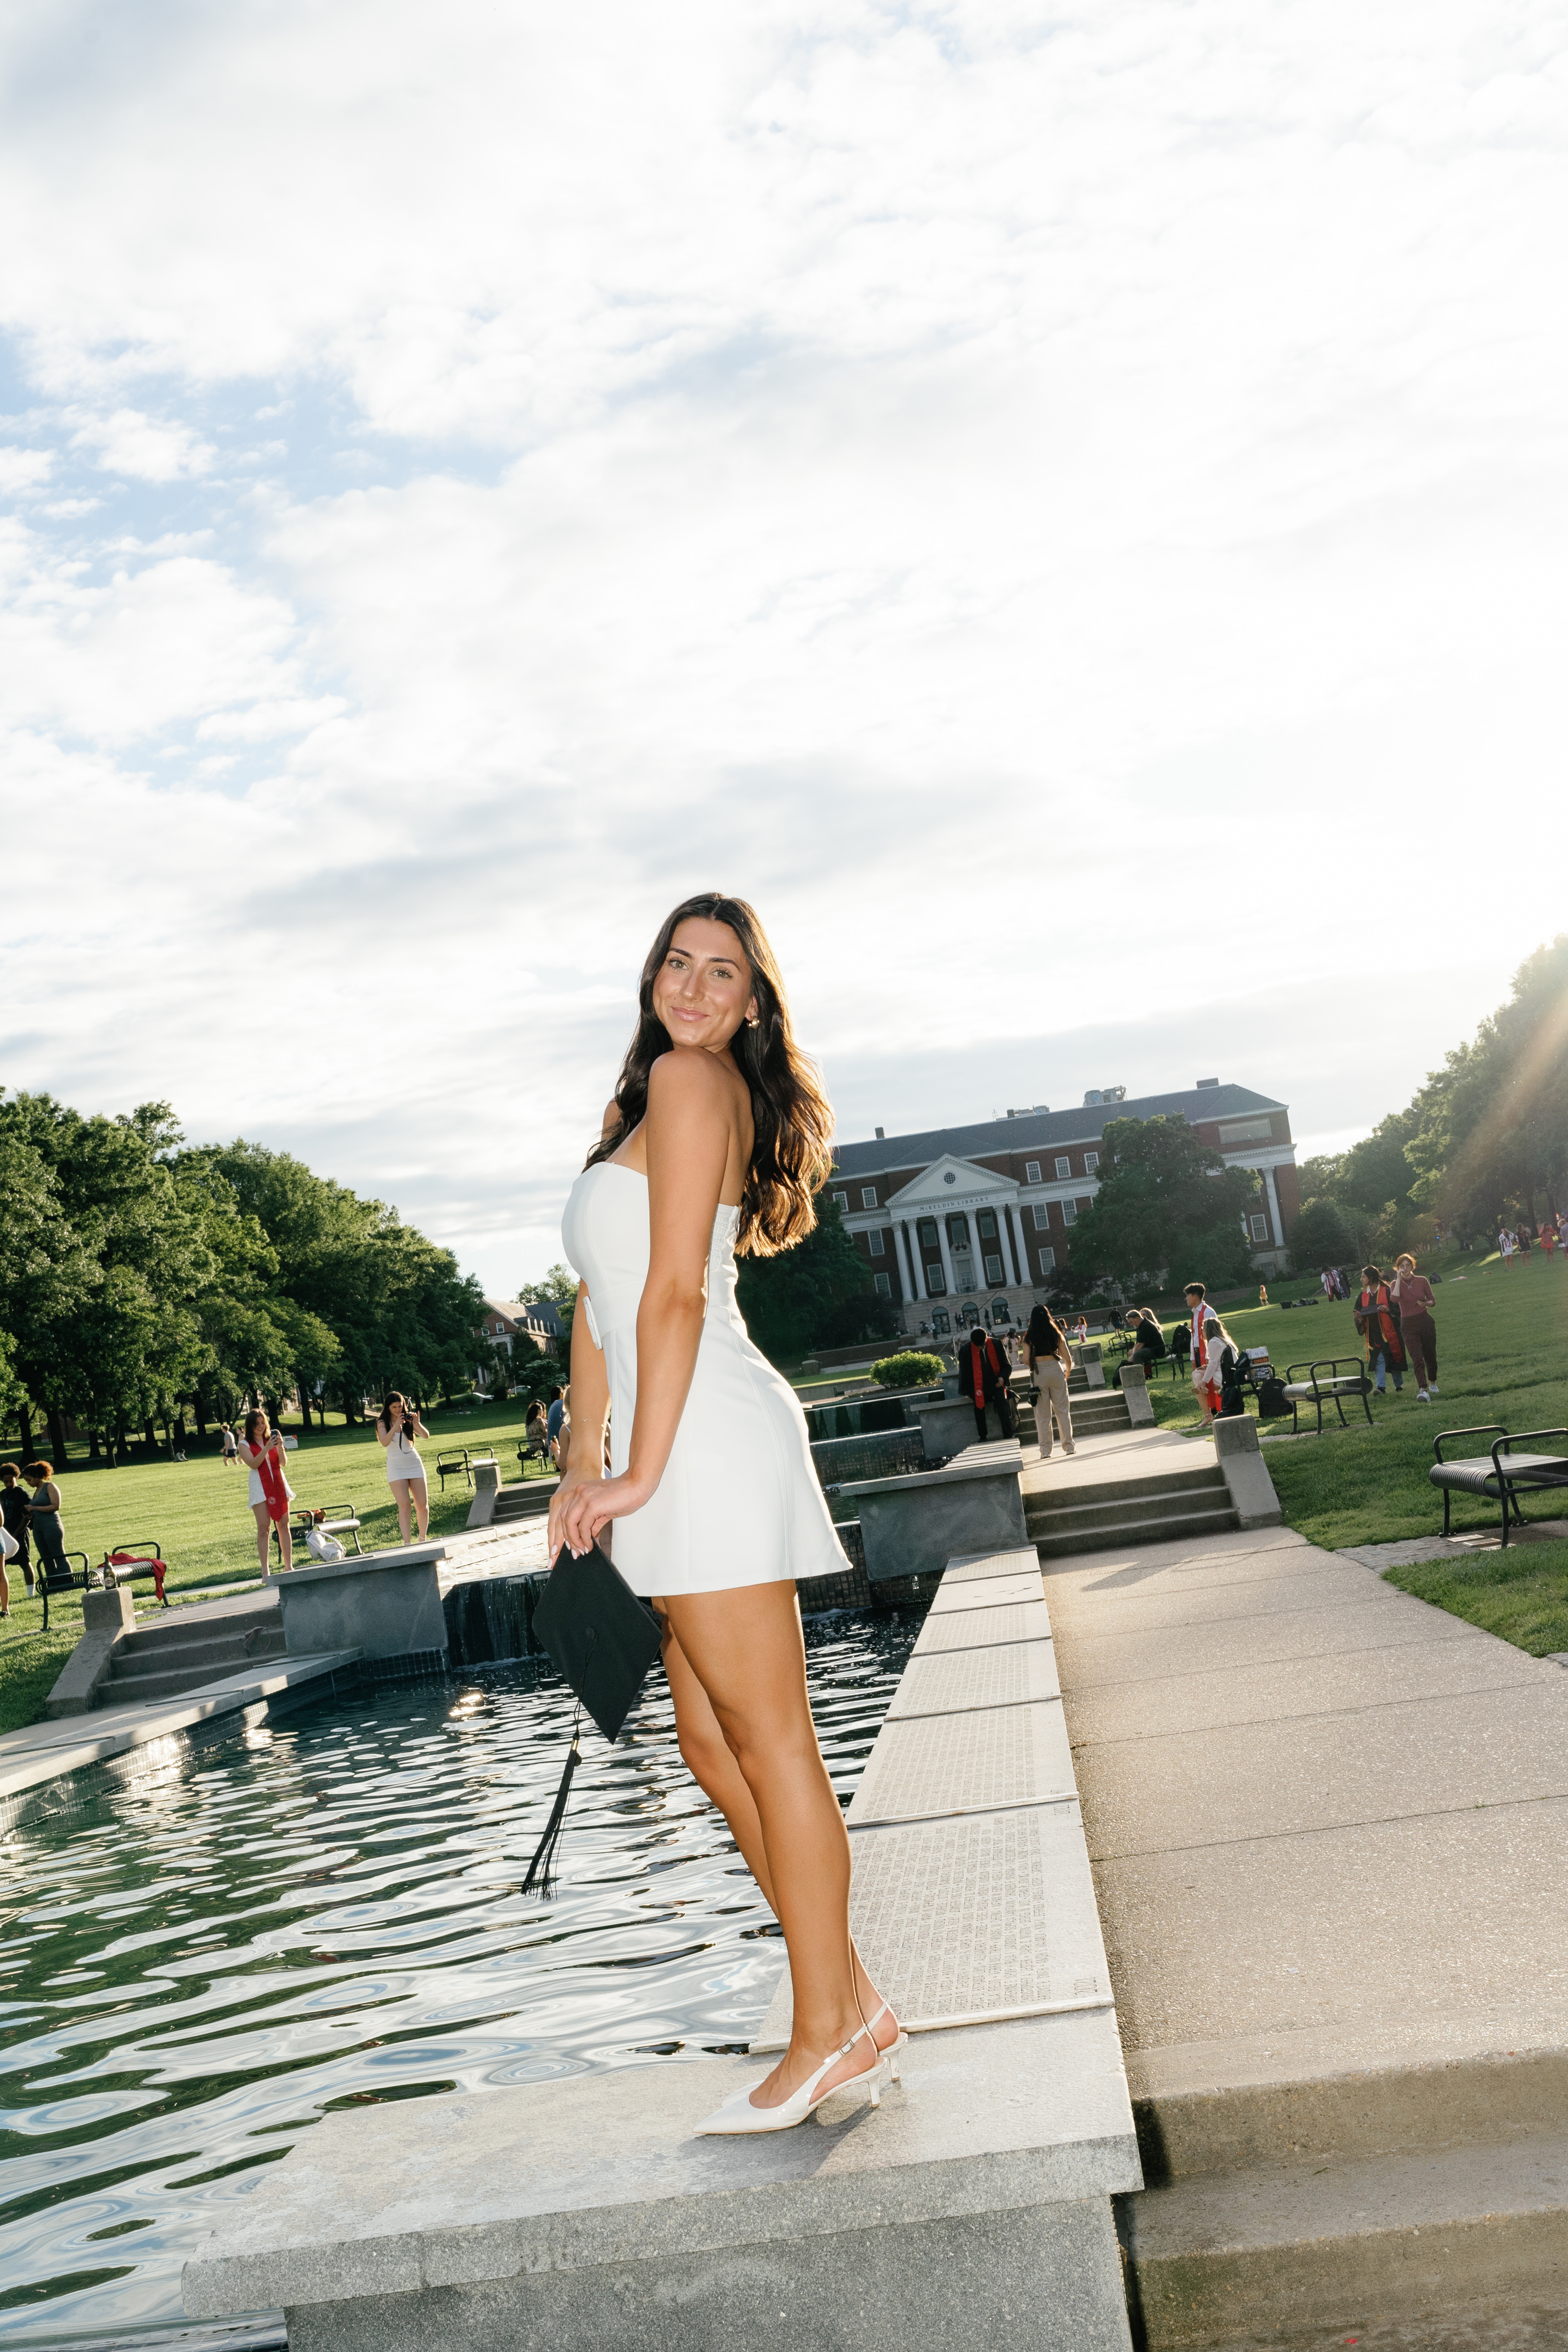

0,1613,916,2349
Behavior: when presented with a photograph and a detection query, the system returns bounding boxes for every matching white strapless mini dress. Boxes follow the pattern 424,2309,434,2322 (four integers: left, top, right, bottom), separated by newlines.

560,1163,849,1597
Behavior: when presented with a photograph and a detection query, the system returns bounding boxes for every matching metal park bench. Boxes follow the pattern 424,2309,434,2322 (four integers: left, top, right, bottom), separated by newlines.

437,1447,497,1495
38,1549,91,1632
1429,1426,1568,1547
102,1539,170,1606
284,1498,365,1559
1281,1358,1375,1436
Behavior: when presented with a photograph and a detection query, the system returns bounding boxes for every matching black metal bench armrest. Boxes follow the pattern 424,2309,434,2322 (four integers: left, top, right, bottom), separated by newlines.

1284,1359,1368,1391
1433,1425,1506,1464
1494,1429,1568,1482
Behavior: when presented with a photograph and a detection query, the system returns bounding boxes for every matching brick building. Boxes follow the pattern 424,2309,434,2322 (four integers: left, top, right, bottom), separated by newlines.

829,1081,1301,1337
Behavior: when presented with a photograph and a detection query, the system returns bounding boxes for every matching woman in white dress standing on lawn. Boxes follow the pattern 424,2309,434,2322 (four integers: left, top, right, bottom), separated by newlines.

552,892,902,2138
374,1393,430,1541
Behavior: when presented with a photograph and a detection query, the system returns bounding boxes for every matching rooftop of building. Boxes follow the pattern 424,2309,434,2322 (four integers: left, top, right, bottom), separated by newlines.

831,1082,1287,1180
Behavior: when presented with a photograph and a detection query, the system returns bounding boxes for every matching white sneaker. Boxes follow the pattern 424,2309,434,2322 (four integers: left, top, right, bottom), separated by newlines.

1428,1385,1440,1395
1417,1390,1430,1402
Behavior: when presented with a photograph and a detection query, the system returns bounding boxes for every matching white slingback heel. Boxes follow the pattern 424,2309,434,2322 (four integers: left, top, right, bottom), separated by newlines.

862,1999,908,2084
693,2018,886,2137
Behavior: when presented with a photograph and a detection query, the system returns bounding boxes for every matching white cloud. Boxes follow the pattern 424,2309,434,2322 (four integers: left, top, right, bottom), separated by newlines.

0,445,53,492
0,0,1564,1294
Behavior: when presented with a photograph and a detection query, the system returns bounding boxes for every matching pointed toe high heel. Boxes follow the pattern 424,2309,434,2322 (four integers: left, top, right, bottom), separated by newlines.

693,2020,886,2137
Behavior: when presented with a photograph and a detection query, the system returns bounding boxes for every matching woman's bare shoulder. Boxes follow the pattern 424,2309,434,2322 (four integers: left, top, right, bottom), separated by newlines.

646,1049,737,1114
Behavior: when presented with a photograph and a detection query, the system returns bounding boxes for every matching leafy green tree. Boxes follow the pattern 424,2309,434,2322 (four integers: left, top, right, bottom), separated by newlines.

735,1193,894,1363
1405,935,1568,1234
1067,1116,1259,1296
1288,1196,1364,1273
0,1122,98,1442
523,1263,581,1323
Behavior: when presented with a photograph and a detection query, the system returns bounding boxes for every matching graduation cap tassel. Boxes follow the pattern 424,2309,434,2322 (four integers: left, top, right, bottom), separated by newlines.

523,1706,581,1895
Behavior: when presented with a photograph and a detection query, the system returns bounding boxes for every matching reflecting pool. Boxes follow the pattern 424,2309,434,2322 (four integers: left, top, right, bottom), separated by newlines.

0,1613,916,2349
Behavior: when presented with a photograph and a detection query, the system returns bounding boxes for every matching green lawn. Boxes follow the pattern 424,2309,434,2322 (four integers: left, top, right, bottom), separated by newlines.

1134,1248,1568,1654
0,1397,553,1737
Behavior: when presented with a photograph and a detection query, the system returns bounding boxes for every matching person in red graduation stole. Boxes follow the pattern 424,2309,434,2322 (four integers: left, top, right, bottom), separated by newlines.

236,1408,296,1579
1354,1266,1406,1394
959,1321,1013,1441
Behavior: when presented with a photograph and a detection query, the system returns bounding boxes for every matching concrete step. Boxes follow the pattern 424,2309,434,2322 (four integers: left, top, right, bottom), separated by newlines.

1027,1485,1229,1543
1033,1502,1239,1557
1122,2052,1568,2348
492,1483,555,1522
119,1610,277,1661
103,1653,286,1703
1025,1468,1232,1524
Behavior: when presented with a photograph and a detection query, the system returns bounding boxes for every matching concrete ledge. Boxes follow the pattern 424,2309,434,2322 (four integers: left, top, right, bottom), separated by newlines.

1118,1364,1156,1427
838,1442,1028,1581
1211,1414,1283,1527
44,1584,135,1716
466,1462,501,1529
276,1544,448,1661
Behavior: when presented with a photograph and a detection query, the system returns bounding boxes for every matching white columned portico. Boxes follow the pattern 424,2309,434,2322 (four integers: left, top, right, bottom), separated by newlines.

893,1223,916,1304
1263,1165,1284,1248
904,1223,925,1300
995,1203,1020,1287
1011,1206,1033,1287
936,1216,958,1299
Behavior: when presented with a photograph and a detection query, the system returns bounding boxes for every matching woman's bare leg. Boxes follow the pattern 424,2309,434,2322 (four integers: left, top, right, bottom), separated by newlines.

660,1615,897,2050
410,1479,429,1539
391,1477,412,1542
660,1583,888,2107
252,1501,272,1578
276,1518,293,1571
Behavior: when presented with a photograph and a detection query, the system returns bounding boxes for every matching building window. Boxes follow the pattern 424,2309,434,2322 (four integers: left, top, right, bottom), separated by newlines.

1025,1160,1041,1183
918,1217,938,1249
984,1253,1004,1284
926,1264,947,1295
991,1298,1009,1320
1250,1212,1270,1243
869,1228,885,1257
832,1190,848,1210
1038,1245,1056,1272
1062,1200,1078,1225
977,1208,998,1240
1055,1156,1071,1179
931,1308,951,1334
861,1186,878,1207
1032,1203,1051,1230
946,1212,970,1250
1084,1152,1099,1174
874,1271,892,1297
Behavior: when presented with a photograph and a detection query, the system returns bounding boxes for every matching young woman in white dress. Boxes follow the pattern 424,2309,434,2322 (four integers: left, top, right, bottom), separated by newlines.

374,1394,430,1540
552,893,902,2137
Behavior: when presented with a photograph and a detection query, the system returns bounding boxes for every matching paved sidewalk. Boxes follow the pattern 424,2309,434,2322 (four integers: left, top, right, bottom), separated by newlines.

1044,1521,1568,2098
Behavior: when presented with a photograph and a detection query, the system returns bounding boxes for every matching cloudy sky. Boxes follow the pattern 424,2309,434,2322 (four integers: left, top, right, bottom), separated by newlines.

2,0,1564,1297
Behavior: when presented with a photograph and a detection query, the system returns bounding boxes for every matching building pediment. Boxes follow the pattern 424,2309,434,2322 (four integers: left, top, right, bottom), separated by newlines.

886,1155,1014,1210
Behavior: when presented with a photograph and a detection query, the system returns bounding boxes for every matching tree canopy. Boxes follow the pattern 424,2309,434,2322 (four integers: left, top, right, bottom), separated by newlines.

0,1094,489,1463
735,1192,897,1363
1065,1115,1259,1298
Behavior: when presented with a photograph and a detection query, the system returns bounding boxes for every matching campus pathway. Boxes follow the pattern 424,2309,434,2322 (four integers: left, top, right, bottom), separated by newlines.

1043,1519,1568,2100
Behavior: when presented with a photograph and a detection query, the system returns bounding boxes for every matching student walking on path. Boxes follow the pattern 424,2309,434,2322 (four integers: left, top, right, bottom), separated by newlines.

1354,1268,1406,1393
236,1412,294,1578
959,1323,1013,1441
0,1464,33,1595
375,1394,430,1541
1391,1254,1440,1401
1026,1304,1075,1457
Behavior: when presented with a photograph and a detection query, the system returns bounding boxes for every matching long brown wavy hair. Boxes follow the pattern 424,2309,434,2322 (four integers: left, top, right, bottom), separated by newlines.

586,892,833,1256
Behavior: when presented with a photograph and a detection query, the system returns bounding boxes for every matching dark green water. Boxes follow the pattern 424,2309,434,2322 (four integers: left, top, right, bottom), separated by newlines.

0,1615,915,2349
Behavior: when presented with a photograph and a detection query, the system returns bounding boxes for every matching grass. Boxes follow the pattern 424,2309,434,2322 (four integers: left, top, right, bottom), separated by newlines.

0,1396,553,1738
1132,1247,1568,1655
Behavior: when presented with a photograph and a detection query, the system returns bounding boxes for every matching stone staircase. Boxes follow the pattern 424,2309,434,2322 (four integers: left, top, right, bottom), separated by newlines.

100,1601,287,1705
491,1478,557,1526
1025,1459,1238,1557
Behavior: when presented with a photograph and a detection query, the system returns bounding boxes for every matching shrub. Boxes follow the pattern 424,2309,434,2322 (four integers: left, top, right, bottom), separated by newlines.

870,1350,946,1390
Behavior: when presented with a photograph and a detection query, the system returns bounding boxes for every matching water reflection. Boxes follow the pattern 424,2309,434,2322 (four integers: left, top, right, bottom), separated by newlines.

0,1613,915,2347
